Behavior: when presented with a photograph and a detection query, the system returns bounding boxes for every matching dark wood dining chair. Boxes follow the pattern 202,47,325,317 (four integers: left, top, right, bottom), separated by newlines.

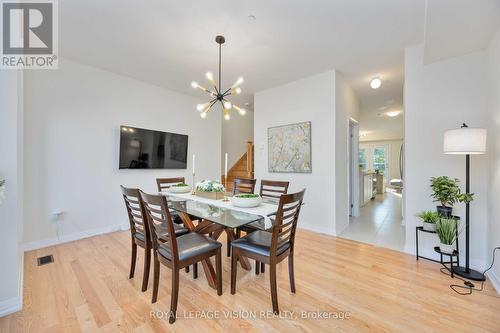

121,186,153,292
157,177,200,275
156,177,186,192
226,178,257,257
140,191,222,324
237,180,290,273
230,189,305,315
232,178,257,195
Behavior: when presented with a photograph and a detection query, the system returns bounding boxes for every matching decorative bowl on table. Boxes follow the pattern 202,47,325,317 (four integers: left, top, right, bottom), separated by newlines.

168,183,191,193
230,194,262,208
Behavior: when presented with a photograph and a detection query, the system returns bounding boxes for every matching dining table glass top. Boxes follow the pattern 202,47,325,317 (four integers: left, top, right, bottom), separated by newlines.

166,195,265,229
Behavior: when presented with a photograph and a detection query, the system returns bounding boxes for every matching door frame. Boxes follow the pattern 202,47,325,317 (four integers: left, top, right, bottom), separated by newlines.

348,118,360,217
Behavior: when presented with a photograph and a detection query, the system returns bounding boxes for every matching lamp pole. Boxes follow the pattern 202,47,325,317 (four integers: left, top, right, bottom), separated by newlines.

450,124,485,281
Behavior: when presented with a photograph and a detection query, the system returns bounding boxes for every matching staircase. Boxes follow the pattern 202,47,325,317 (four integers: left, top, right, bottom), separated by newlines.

222,141,254,193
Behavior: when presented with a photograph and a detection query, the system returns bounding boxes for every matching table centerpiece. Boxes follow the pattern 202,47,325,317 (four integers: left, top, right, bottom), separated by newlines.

195,180,225,200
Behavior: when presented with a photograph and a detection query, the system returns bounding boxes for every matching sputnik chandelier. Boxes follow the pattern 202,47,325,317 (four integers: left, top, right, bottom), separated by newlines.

191,35,246,120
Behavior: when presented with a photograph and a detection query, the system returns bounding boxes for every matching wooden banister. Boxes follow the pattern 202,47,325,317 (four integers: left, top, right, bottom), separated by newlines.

222,141,254,192
246,141,254,178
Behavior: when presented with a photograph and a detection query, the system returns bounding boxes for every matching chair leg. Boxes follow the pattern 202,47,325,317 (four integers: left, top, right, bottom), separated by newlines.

288,253,296,293
216,250,222,296
169,268,180,324
193,262,198,279
227,232,232,257
141,247,151,292
255,261,260,275
152,256,160,303
261,262,265,273
236,229,241,238
270,262,279,314
129,243,137,279
230,250,238,294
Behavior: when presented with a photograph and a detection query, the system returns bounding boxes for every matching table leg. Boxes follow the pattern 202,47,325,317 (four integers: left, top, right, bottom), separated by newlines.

178,212,217,289
224,229,251,271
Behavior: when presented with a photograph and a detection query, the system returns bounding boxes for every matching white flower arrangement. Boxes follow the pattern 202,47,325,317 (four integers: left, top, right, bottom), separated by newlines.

0,180,5,205
195,180,225,193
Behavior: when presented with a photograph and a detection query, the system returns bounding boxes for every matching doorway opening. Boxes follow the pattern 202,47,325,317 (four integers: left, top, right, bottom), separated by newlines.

341,106,405,251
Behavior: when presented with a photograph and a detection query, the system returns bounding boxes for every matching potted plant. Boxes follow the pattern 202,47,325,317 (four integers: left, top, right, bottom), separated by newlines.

168,183,191,193
195,180,225,200
436,217,460,254
416,210,440,232
430,176,474,217
230,193,262,208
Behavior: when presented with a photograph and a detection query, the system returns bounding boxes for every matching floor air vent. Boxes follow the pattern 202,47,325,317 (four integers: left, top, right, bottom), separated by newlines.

37,255,54,266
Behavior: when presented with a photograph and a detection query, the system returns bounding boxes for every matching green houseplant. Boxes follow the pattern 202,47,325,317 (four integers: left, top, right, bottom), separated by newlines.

430,176,473,217
416,210,440,232
436,218,461,254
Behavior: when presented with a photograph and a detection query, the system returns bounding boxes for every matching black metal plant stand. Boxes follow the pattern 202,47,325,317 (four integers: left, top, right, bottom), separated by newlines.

415,226,459,265
434,246,459,278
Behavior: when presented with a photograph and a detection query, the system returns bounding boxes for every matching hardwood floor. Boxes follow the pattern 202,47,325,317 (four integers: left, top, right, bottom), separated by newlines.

1,229,499,332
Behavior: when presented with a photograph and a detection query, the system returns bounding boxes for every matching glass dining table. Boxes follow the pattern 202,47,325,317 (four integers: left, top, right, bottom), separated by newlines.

164,193,276,289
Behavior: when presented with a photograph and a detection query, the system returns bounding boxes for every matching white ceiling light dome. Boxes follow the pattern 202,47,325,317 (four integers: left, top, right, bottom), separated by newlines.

370,77,382,89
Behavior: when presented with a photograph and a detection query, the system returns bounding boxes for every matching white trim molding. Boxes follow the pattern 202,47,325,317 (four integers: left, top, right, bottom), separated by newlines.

0,254,23,317
23,224,128,252
487,271,500,295
0,296,22,317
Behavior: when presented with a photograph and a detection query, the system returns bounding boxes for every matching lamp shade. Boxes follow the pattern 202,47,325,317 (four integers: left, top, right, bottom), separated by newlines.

443,128,487,155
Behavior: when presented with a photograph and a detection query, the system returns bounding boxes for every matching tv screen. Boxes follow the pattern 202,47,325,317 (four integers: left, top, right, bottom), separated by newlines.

119,126,188,169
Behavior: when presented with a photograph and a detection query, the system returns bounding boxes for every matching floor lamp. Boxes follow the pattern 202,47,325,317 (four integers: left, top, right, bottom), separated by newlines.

443,123,487,281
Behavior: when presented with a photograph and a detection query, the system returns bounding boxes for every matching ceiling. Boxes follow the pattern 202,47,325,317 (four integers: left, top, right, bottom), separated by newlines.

424,0,500,64
59,0,499,141
59,0,426,112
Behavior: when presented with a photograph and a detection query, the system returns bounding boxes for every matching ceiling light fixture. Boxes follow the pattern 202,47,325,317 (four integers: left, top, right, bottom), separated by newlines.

370,77,382,89
386,110,402,117
191,35,246,120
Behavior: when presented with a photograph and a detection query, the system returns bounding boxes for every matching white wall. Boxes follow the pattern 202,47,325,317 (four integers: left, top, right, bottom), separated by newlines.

23,58,221,249
487,28,500,292
360,139,403,182
0,71,24,316
254,71,336,235
335,73,360,234
404,44,490,267
221,110,254,173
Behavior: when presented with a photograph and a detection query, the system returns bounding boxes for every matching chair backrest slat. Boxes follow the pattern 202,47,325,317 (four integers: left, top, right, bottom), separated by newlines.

232,178,256,195
270,189,305,256
260,180,289,202
156,177,186,192
121,186,150,244
140,191,180,262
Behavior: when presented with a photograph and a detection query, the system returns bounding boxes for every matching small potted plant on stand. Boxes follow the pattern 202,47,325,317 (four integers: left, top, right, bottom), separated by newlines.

430,176,473,217
416,210,440,232
436,218,461,254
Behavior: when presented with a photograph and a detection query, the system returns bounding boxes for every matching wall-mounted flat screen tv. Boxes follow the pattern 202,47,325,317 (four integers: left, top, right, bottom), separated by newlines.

119,126,188,169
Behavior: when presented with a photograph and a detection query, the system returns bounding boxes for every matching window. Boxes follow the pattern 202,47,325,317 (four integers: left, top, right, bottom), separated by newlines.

372,147,387,175
359,148,367,171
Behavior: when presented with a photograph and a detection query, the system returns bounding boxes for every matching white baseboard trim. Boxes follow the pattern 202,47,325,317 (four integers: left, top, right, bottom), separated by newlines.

299,223,335,236
486,271,500,295
23,224,128,252
0,296,22,317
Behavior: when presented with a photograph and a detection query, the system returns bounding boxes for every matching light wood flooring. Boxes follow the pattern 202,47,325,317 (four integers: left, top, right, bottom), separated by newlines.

1,229,499,332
